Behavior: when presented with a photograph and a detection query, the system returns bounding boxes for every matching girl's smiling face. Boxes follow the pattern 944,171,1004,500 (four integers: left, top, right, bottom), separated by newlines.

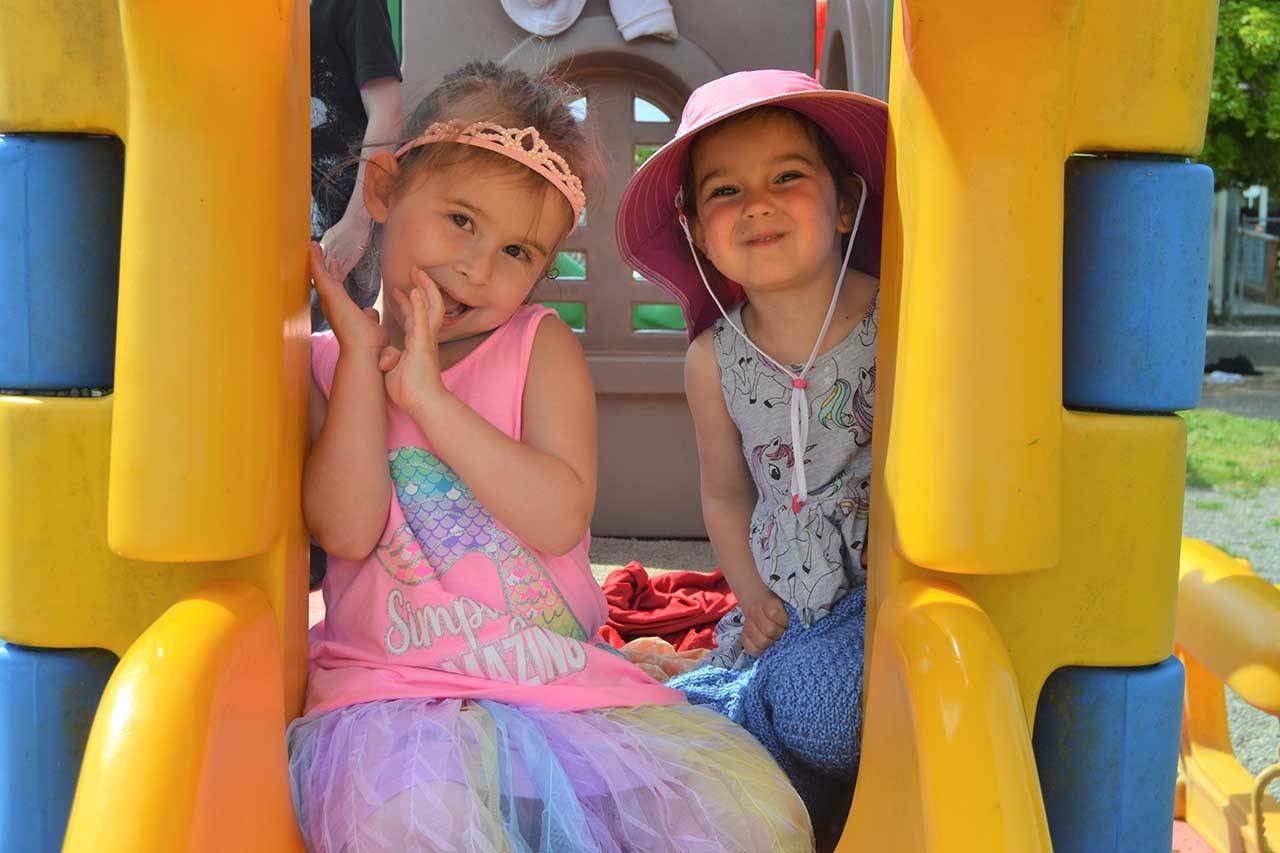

366,152,572,344
688,110,853,297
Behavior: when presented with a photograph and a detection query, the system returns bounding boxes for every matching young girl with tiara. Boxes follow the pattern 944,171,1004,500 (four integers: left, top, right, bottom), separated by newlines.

291,62,811,852
616,70,888,840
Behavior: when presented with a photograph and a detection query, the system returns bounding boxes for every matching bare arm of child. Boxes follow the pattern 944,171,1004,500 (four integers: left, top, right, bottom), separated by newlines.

386,278,596,556
685,330,789,657
303,243,393,560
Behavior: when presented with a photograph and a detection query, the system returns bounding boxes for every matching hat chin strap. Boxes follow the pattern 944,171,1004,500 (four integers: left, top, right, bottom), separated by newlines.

677,175,867,514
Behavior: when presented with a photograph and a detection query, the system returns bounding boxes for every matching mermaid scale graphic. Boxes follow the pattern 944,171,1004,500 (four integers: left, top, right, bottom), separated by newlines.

387,446,586,641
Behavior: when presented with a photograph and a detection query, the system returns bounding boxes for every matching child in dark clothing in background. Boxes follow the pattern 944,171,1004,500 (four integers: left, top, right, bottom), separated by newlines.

309,0,404,587
310,0,403,323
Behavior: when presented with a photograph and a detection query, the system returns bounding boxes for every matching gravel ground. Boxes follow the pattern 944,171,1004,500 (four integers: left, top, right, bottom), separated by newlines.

588,537,715,584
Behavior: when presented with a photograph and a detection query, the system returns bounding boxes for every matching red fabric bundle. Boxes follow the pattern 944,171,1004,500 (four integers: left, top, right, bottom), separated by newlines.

599,562,737,652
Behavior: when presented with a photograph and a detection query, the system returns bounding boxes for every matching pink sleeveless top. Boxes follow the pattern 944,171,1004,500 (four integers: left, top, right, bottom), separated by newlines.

305,305,683,715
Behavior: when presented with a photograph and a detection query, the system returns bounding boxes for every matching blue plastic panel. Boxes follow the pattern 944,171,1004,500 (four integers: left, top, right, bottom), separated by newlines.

0,641,116,853
1032,658,1184,853
1063,158,1212,412
0,134,123,390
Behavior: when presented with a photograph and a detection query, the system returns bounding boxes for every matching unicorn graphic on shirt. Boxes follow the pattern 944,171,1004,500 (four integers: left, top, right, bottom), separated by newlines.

749,367,791,409
715,324,792,410
747,437,796,501
750,515,792,585
782,503,848,623
835,478,871,520
817,377,856,431
385,446,586,642
714,322,758,400
817,365,874,446
849,364,875,447
859,302,878,347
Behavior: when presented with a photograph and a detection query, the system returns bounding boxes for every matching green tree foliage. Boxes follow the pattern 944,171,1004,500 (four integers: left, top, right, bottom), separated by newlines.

1202,1,1280,188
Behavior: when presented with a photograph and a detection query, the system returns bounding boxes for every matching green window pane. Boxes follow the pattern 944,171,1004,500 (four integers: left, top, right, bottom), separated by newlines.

634,144,661,172
541,302,586,332
632,303,686,332
387,0,402,62
553,251,586,280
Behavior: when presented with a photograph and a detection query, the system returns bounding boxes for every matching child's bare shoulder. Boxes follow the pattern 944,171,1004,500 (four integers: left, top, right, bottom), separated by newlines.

530,311,583,357
686,325,718,365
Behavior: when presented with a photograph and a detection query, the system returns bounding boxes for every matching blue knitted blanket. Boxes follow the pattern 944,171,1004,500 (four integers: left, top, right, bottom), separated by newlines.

667,586,866,817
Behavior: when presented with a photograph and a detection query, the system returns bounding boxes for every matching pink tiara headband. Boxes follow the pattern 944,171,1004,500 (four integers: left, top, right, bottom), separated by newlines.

394,120,586,230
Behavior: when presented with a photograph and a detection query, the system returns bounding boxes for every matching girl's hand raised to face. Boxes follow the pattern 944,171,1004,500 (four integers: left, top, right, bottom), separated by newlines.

382,267,448,419
310,242,387,357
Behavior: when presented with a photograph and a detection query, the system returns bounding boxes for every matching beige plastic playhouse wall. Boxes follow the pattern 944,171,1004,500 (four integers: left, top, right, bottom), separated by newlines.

403,0,819,537
820,0,893,99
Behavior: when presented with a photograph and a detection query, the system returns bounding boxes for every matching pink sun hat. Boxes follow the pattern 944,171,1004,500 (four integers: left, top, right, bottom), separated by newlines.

615,69,888,341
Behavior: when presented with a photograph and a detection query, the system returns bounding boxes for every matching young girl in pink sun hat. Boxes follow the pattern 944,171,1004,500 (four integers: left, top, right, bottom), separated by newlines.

291,62,812,852
616,68,888,837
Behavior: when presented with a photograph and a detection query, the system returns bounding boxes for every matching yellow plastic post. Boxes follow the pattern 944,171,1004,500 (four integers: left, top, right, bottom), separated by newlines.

847,1,1218,847
881,1,1080,576
107,1,310,562
1176,540,1280,852
0,0,311,706
0,2,312,837
1178,539,1280,716
869,0,1212,697
1,1,309,565
0,1,126,135
879,0,1215,579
